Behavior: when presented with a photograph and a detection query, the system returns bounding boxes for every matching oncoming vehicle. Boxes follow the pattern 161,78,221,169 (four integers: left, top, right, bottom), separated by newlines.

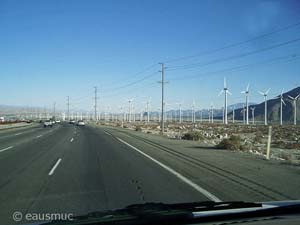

77,120,85,126
43,120,53,128
69,120,76,124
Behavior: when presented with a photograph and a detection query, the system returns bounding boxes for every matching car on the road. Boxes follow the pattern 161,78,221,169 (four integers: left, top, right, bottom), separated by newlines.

77,120,85,126
55,120,61,123
69,120,76,124
43,120,53,127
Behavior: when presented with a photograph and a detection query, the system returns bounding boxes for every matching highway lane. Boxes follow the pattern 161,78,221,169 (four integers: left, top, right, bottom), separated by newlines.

0,123,207,225
0,123,58,151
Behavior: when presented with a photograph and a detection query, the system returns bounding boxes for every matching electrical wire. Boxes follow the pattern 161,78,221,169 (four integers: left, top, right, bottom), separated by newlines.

167,37,300,71
165,20,300,63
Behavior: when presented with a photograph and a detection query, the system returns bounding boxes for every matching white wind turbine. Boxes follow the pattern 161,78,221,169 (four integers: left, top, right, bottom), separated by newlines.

232,106,235,123
146,97,151,123
175,102,183,123
250,107,256,125
219,77,231,124
210,103,214,124
192,100,196,124
276,89,286,126
288,93,300,125
258,88,271,125
241,105,246,124
241,84,250,125
127,98,134,122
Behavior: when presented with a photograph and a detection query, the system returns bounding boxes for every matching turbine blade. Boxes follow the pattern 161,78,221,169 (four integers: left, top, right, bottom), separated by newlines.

224,77,227,88
246,83,250,91
258,91,264,95
282,99,286,106
227,90,232,95
296,94,300,100
288,95,294,100
218,90,224,96
265,88,271,95
241,91,246,94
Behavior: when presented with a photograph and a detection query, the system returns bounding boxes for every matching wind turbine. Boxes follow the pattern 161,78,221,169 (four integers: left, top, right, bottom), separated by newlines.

258,88,271,125
250,107,256,125
127,98,134,122
146,97,151,123
232,106,235,123
175,102,183,123
210,103,214,124
218,77,231,125
277,89,286,126
288,93,300,125
241,84,250,125
241,105,246,124
192,100,196,124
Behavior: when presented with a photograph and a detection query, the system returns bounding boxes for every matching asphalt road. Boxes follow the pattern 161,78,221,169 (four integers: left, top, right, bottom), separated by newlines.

0,122,299,225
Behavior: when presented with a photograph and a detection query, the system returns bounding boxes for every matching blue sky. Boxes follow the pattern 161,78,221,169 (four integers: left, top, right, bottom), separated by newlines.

1,0,300,112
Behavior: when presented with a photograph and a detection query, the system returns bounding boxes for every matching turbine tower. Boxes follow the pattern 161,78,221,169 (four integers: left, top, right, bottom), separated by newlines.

258,88,271,125
176,102,183,123
232,106,235,123
277,89,286,126
288,93,300,125
241,84,250,125
192,100,196,124
219,77,231,125
146,97,151,123
210,103,214,124
127,98,134,122
250,107,256,125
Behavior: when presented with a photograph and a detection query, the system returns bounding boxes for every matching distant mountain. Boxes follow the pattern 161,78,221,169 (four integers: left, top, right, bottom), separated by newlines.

228,102,257,109
228,87,300,123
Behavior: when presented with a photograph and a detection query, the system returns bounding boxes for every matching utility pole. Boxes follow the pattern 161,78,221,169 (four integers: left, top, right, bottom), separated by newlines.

67,96,70,121
94,86,98,121
159,63,167,133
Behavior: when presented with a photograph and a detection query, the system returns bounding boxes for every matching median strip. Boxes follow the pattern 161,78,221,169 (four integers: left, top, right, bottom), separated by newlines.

48,158,62,176
0,146,14,153
116,137,221,202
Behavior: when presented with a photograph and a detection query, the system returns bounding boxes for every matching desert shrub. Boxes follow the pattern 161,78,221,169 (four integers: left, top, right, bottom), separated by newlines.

182,131,204,141
135,125,142,131
216,135,242,150
253,134,263,143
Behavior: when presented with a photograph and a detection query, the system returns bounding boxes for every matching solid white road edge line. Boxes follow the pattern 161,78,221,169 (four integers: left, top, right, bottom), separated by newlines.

14,132,23,136
48,158,62,176
116,137,221,202
0,146,14,153
104,131,112,136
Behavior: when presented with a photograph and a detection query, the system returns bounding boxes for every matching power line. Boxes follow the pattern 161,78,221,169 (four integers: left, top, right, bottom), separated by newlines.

102,71,159,93
102,63,158,89
167,37,300,71
169,54,299,81
165,20,300,63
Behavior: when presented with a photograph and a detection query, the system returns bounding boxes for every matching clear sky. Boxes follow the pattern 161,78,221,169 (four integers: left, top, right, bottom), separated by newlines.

1,0,300,113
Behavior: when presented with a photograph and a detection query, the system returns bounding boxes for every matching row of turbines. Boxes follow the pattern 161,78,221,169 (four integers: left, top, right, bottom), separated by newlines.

116,78,300,126
215,78,300,126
